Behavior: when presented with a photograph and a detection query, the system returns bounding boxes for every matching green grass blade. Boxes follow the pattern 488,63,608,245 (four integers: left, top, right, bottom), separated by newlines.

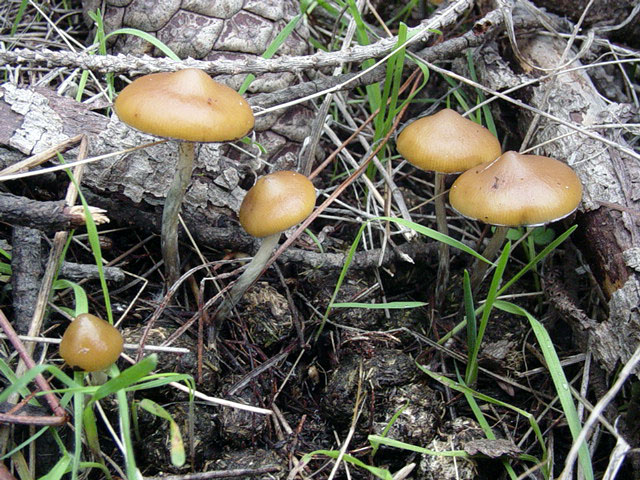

303,450,393,480
331,301,427,309
378,217,493,264
138,399,185,467
463,270,476,362
104,28,180,60
38,454,71,480
497,225,577,297
88,355,158,404
419,366,548,461
52,279,88,316
238,14,302,95
10,0,29,36
465,242,511,384
368,436,468,457
62,157,113,324
494,301,594,480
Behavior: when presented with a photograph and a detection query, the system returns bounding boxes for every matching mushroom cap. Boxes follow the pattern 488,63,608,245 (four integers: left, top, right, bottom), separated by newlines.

59,313,124,372
449,151,583,227
239,171,316,238
113,68,254,142
396,108,502,173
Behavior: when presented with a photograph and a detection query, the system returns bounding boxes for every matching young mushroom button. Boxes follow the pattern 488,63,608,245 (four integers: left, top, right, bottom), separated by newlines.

59,313,124,372
215,171,316,320
114,68,254,287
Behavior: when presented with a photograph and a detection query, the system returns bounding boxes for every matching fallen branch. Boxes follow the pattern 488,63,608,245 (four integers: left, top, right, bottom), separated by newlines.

0,0,473,76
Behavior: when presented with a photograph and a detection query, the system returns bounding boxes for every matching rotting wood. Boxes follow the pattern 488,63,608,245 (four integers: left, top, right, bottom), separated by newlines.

0,192,108,233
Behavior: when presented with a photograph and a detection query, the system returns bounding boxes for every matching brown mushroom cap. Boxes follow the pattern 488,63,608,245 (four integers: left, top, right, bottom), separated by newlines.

59,313,124,372
449,151,583,227
239,171,316,238
114,68,254,142
396,108,502,173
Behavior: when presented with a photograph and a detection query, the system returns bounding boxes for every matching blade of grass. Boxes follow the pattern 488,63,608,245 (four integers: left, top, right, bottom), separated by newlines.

138,399,185,467
10,0,29,36
62,155,113,324
463,270,476,361
465,242,511,385
238,14,303,95
304,450,393,480
494,301,594,480
331,301,427,309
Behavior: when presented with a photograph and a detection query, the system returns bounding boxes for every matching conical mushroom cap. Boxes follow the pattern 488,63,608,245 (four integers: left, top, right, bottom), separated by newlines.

239,171,316,238
59,313,123,372
449,151,582,227
114,68,254,142
396,108,502,173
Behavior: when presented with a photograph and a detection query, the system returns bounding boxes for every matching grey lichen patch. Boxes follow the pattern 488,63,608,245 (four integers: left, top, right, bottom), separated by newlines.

181,0,244,19
214,11,276,55
123,0,180,31
623,247,640,272
243,0,287,21
157,10,223,59
213,167,240,190
3,84,68,155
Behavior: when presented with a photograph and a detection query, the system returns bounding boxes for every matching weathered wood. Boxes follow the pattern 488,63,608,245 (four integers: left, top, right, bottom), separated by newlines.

475,8,640,374
0,192,106,233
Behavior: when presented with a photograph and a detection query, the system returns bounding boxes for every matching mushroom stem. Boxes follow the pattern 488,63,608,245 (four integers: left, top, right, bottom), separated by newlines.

161,141,195,286
215,232,282,321
469,225,508,290
434,172,450,307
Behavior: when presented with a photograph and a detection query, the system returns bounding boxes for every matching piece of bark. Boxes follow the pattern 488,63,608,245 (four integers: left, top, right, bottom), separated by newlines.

11,227,41,334
474,6,640,374
0,192,108,233
58,262,125,283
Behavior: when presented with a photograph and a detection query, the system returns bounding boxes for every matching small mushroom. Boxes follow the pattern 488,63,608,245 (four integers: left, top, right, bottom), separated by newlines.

59,313,124,372
215,170,316,320
449,150,582,286
397,109,501,304
114,68,254,286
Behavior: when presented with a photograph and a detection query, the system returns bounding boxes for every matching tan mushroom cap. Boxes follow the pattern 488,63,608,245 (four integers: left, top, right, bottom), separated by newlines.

396,108,502,173
59,313,124,372
114,68,254,142
449,151,582,227
239,171,316,238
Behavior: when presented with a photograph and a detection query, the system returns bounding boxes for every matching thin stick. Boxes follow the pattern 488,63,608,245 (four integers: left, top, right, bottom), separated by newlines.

557,342,640,480
0,334,190,354
0,308,67,420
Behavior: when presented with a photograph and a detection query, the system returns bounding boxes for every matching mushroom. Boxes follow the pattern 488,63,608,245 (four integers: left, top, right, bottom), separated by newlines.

114,68,254,286
59,313,124,372
449,150,582,286
215,170,316,320
396,108,501,304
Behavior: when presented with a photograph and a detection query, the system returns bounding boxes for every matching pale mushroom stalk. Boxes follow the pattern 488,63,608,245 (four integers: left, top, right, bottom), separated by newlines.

469,225,508,289
434,172,450,303
210,170,316,331
396,109,501,307
113,68,254,288
161,141,195,285
215,232,281,320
